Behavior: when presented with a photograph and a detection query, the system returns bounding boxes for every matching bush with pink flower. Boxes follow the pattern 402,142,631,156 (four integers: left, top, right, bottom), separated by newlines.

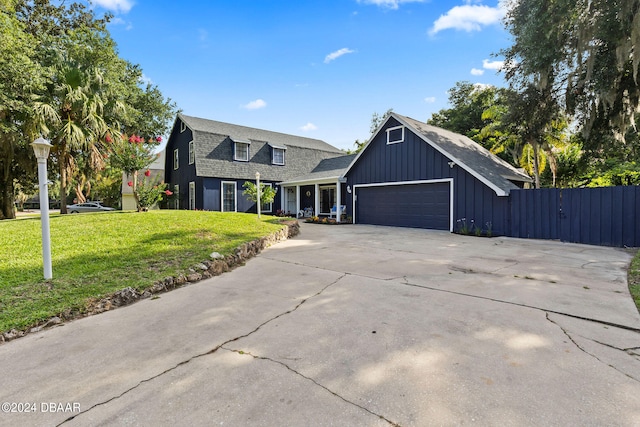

106,133,169,211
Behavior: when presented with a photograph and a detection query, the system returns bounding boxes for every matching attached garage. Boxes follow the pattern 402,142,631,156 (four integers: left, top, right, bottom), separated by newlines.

354,180,453,230
343,113,532,234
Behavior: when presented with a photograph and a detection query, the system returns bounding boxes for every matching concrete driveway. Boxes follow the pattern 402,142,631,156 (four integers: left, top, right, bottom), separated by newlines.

2,223,640,426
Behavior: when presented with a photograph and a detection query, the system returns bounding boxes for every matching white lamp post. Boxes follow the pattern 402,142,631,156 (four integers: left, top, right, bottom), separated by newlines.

31,137,53,280
255,172,261,219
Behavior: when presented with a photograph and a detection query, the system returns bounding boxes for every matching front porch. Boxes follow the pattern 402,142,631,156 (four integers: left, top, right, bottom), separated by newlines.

279,179,349,222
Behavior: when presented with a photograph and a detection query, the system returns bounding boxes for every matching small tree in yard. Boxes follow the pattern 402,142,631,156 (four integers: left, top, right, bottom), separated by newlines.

107,134,169,211
242,181,277,213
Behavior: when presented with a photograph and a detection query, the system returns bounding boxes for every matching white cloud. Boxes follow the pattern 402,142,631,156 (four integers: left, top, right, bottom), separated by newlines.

473,83,494,92
139,74,153,86
424,97,436,103
300,122,318,131
92,0,134,13
108,17,133,30
471,68,485,75
324,48,356,63
482,59,504,70
242,99,267,110
429,3,505,35
357,0,426,9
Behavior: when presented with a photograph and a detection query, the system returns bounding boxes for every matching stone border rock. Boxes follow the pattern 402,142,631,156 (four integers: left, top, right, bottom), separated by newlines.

1,220,299,344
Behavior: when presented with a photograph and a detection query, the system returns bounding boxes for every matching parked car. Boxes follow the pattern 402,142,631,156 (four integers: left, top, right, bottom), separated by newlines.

66,202,115,213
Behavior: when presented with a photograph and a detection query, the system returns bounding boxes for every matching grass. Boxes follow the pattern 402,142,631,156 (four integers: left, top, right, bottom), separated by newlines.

627,249,640,312
0,210,285,334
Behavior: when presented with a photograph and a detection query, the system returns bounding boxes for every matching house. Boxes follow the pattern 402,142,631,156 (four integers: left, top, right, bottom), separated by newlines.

165,112,531,234
121,150,166,210
337,112,532,234
164,114,351,214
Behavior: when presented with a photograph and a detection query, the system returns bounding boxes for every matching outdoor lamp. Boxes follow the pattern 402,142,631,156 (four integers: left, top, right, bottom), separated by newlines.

31,137,52,160
31,137,53,280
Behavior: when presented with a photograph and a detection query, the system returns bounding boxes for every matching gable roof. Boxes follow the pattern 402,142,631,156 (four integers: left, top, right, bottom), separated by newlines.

345,112,532,196
175,114,346,182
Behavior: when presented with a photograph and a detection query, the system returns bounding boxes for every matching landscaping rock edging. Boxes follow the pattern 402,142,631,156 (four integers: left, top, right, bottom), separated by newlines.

1,220,300,344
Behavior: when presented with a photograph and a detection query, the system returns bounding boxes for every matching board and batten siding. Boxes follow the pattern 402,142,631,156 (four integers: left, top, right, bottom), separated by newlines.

165,119,199,210
345,117,510,235
202,178,281,213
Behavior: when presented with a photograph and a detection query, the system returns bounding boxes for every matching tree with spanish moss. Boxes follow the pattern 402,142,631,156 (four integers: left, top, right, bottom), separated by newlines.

502,0,640,154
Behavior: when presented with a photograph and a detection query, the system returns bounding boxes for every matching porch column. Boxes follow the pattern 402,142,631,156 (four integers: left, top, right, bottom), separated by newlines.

296,185,301,218
314,183,320,216
280,185,284,213
336,180,341,223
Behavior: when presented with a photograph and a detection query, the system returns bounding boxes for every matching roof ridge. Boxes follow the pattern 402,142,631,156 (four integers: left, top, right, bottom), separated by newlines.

179,113,337,147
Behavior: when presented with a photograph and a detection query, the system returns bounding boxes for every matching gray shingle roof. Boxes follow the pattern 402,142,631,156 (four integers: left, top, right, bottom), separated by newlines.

179,114,346,182
282,154,357,184
180,114,343,153
392,113,532,196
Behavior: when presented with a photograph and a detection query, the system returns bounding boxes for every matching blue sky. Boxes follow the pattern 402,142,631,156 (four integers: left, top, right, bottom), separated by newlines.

90,0,511,151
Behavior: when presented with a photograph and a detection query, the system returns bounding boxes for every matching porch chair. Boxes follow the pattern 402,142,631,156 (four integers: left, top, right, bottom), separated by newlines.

329,205,346,219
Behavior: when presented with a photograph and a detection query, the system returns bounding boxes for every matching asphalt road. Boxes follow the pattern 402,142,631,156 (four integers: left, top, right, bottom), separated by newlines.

1,223,640,426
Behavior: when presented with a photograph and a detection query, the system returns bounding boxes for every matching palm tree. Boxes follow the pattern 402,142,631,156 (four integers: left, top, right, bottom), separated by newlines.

44,64,109,213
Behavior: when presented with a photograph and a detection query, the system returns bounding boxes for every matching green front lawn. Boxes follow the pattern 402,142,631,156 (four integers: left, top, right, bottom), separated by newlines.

0,211,285,334
628,250,640,313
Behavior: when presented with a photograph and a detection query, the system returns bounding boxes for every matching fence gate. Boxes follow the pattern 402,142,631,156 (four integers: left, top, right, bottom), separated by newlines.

508,186,640,247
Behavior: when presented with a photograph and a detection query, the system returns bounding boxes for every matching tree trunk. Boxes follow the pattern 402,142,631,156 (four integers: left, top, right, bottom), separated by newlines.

548,152,558,187
59,152,68,214
531,141,542,189
0,139,16,220
75,175,87,204
1,178,15,220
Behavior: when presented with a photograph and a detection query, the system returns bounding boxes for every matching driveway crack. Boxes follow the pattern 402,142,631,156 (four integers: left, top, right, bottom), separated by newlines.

56,274,347,426
545,313,640,383
221,347,401,427
399,279,640,334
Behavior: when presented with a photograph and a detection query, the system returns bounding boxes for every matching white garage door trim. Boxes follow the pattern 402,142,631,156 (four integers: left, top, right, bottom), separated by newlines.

352,178,454,232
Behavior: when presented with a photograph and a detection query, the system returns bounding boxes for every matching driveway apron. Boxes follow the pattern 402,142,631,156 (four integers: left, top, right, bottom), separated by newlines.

1,223,639,426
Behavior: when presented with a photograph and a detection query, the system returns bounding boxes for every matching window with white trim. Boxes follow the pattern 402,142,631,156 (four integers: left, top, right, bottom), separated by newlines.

319,185,336,215
174,185,180,210
386,125,405,144
272,148,285,165
261,183,273,212
222,181,237,212
180,121,187,133
234,142,250,162
173,148,179,170
188,141,195,164
188,181,196,210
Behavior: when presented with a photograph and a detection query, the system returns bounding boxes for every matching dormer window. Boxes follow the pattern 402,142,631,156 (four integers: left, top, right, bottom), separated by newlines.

233,140,250,162
386,125,405,144
270,144,286,165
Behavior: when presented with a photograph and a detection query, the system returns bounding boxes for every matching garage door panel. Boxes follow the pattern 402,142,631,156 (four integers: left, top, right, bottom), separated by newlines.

356,182,450,230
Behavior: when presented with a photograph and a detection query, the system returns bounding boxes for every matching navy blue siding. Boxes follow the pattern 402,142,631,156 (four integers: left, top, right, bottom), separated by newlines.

346,118,509,234
165,119,198,209
202,178,281,213
509,186,640,247
300,185,315,212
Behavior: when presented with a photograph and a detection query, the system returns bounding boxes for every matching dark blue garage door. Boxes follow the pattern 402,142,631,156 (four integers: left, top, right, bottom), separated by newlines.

355,182,450,230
